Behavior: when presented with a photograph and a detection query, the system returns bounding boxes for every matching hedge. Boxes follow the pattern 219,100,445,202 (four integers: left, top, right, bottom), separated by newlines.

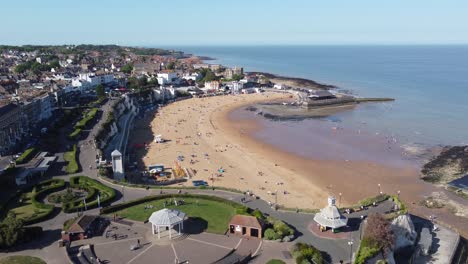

25,179,65,225
68,128,82,140
101,193,248,215
63,176,116,213
74,108,98,129
358,194,390,207
98,175,243,194
64,144,79,174
15,148,37,164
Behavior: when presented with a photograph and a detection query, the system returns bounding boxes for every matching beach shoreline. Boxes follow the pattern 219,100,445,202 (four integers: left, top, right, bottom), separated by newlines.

132,91,467,236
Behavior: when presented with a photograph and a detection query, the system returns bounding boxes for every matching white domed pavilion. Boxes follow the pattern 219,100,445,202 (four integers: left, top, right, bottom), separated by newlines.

313,197,348,231
149,208,186,239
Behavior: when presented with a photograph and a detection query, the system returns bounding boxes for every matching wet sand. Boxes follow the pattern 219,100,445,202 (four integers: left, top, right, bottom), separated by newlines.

134,93,468,237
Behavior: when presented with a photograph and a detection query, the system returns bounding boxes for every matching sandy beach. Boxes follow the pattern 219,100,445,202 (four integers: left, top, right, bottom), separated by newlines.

131,92,468,236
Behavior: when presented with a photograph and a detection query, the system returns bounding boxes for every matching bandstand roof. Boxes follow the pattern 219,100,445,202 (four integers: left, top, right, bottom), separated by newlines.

313,197,348,229
149,208,185,226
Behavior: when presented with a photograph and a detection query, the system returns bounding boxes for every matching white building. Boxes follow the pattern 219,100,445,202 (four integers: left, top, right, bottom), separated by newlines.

182,72,201,81
204,81,220,91
232,81,244,94
72,73,115,92
111,149,124,181
157,72,178,86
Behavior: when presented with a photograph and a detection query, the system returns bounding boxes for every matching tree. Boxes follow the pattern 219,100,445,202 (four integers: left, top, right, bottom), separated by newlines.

121,63,133,74
148,78,159,86
231,74,244,81
0,212,24,249
166,61,175,70
96,84,105,98
365,213,394,250
198,68,217,83
49,60,61,69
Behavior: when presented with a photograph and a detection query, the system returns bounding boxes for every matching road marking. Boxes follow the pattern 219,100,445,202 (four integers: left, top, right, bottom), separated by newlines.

234,238,243,249
187,237,233,250
253,239,263,257
127,243,155,264
171,243,179,260
95,236,143,246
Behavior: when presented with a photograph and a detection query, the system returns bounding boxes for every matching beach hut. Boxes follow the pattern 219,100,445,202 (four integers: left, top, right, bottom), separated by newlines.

149,208,185,239
313,197,348,232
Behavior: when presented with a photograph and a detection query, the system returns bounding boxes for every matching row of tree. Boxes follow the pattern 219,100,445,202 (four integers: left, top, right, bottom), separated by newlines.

15,60,60,74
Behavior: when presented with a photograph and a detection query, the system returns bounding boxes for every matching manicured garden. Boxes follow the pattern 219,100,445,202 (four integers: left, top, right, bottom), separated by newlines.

4,176,116,224
62,176,116,213
63,144,79,174
108,197,237,234
0,256,46,264
8,179,65,225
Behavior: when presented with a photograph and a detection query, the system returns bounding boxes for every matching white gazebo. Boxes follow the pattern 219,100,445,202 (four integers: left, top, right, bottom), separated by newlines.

313,197,348,230
149,208,186,239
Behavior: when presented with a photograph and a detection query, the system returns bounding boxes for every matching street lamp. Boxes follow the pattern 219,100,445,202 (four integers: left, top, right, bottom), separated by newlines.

339,193,342,207
348,240,354,264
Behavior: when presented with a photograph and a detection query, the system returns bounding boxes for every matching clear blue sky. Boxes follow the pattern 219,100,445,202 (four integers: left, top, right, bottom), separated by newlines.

2,0,467,45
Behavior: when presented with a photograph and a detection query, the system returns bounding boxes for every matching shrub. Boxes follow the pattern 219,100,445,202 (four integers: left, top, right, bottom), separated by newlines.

252,209,265,219
273,220,294,237
15,148,37,164
264,228,281,240
236,206,250,215
64,144,79,174
291,243,323,264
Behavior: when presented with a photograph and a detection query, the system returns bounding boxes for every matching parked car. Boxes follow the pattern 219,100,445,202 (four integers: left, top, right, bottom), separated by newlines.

192,180,208,187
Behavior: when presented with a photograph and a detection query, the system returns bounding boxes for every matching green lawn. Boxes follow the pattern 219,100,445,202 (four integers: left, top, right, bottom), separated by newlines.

112,198,236,234
0,256,46,264
10,192,49,221
63,144,78,174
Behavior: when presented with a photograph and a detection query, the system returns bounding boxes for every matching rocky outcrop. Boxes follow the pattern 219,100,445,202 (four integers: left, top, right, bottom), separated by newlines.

421,146,468,184
391,215,417,251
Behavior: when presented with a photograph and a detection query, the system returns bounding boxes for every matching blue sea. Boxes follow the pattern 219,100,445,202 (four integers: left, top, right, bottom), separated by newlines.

172,45,468,149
